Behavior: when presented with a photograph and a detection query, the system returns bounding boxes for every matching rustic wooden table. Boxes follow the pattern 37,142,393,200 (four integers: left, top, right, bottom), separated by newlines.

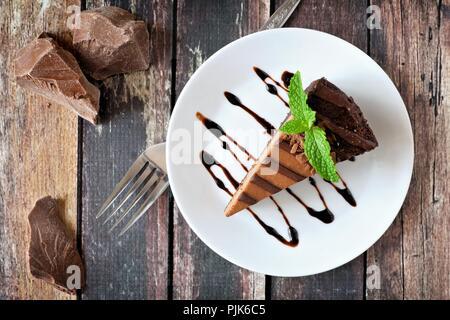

0,0,449,300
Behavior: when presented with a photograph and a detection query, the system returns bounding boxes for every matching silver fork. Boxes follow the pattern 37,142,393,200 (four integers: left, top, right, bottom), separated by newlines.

97,0,302,236
96,143,168,236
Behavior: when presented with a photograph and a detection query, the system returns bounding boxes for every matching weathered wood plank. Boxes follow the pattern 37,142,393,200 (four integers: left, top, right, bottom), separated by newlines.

270,0,368,300
367,0,450,300
172,0,269,300
81,0,172,299
364,0,405,300
0,0,80,299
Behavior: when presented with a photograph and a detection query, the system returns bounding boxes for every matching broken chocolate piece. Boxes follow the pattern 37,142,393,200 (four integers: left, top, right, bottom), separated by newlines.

28,196,85,294
72,6,150,80
14,34,100,124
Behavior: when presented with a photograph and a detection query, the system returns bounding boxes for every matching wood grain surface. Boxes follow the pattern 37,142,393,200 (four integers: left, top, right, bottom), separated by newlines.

0,0,80,299
367,0,450,300
172,0,269,300
0,0,448,300
81,0,172,300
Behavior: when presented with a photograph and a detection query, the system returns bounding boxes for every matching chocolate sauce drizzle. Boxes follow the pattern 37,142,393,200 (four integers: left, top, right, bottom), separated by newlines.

197,67,359,247
253,67,288,91
253,67,289,108
247,208,299,247
201,151,299,247
268,196,299,247
224,91,275,134
325,174,357,207
201,151,239,191
281,71,294,88
196,112,255,161
286,187,334,224
198,111,336,223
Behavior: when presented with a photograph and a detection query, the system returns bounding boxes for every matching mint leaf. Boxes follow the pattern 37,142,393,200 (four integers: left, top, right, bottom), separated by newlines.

304,126,339,182
279,119,310,134
281,70,338,182
288,71,316,130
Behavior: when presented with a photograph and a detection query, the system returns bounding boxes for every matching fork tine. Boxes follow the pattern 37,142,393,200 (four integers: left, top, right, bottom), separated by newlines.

102,166,156,224
108,171,161,233
118,177,169,237
96,156,148,218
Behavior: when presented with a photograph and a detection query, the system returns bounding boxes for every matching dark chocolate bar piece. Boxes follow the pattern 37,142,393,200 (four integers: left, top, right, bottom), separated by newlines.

72,6,150,80
14,34,100,124
28,196,85,294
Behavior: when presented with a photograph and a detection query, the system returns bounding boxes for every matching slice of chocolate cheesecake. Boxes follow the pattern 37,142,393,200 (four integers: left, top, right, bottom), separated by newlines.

224,78,378,217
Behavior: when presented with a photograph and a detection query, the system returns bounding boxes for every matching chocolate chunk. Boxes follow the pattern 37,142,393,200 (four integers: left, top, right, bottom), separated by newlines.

28,196,85,294
14,34,100,124
72,6,150,80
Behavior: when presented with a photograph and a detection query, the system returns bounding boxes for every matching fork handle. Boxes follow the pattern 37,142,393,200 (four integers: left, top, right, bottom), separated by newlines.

260,0,302,31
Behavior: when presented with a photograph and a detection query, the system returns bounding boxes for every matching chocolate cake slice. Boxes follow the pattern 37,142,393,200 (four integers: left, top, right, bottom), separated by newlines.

224,78,378,217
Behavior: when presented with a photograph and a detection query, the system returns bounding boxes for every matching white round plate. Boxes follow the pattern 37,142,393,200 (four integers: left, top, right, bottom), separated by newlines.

166,28,413,276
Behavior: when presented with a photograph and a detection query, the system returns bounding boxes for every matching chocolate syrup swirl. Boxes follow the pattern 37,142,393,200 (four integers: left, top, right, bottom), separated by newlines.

201,151,239,191
196,112,256,161
281,71,294,88
286,187,334,224
201,151,299,247
253,67,287,91
308,177,331,211
326,174,357,207
198,112,330,229
196,67,360,247
269,196,299,247
253,67,289,108
224,91,275,134
248,208,299,247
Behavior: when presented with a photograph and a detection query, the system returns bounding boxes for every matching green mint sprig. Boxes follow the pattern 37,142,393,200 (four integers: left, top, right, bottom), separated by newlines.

304,126,339,182
279,71,339,182
279,71,315,134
